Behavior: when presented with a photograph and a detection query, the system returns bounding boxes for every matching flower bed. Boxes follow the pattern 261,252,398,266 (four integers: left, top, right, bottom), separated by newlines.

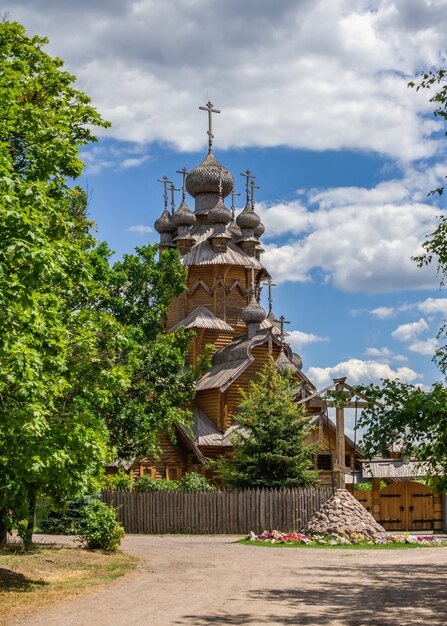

247,530,444,546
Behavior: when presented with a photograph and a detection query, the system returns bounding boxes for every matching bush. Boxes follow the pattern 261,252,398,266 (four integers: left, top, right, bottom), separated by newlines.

134,475,179,491
102,470,133,490
37,495,98,535
78,500,124,552
179,472,214,492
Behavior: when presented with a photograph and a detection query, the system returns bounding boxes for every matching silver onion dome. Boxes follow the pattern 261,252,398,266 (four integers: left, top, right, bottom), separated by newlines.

208,197,232,225
236,201,261,230
186,152,234,198
172,199,196,227
254,221,265,238
276,349,297,374
241,296,266,324
154,208,176,234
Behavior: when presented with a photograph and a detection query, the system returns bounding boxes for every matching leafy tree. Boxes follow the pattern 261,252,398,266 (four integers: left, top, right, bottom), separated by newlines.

214,358,318,489
355,68,447,487
0,21,194,545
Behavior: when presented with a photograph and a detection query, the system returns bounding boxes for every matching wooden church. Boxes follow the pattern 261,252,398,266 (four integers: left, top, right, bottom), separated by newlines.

109,103,363,483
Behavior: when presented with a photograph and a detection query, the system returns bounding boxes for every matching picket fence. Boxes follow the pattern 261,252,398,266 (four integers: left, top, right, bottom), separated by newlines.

101,486,333,534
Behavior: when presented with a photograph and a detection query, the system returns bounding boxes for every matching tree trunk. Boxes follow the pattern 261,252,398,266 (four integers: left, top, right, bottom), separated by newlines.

23,491,36,549
0,507,9,546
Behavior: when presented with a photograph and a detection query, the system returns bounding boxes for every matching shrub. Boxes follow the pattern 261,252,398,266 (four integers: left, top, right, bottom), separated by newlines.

179,472,214,492
78,500,124,552
102,470,133,490
134,475,179,491
37,495,98,535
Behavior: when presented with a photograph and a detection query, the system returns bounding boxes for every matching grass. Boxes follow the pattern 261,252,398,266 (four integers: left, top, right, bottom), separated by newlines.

0,545,138,625
238,538,447,550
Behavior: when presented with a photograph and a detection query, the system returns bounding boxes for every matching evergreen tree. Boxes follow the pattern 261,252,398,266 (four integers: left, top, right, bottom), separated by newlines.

215,358,318,489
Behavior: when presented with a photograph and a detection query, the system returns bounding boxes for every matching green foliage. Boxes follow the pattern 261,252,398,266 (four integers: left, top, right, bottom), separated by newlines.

134,476,179,492
37,495,98,535
214,358,318,489
409,69,447,196
101,471,133,490
0,19,194,545
356,380,447,489
178,472,214,492
77,500,124,552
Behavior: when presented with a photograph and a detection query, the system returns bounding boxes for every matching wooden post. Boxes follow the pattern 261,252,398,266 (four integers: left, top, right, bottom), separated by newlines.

334,378,346,490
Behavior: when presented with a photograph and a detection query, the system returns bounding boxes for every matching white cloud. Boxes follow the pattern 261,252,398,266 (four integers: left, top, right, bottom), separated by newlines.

365,347,408,363
306,358,419,388
370,306,397,320
408,338,439,355
260,165,445,292
391,318,429,342
287,329,328,351
127,224,153,234
81,143,150,174
121,155,150,169
11,0,447,160
418,298,447,316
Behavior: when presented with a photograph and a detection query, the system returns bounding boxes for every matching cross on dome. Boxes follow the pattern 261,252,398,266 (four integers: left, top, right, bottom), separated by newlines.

176,167,189,202
169,182,180,215
231,190,241,218
275,314,290,347
240,170,256,203
262,278,277,317
199,101,221,154
249,180,260,207
158,176,173,211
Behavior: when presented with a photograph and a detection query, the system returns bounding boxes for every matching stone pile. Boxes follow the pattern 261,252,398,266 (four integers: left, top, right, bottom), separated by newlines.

303,489,386,538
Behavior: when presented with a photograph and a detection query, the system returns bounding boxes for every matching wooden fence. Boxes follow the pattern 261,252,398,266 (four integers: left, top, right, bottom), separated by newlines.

101,486,333,534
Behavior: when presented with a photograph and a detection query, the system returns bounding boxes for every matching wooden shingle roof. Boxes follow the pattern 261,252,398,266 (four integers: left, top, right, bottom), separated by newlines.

169,306,234,333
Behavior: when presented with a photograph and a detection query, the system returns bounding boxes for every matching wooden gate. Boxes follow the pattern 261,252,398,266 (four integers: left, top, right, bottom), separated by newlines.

379,481,434,531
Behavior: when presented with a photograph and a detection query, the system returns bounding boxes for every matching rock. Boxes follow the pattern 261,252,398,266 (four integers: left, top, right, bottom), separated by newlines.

303,489,385,539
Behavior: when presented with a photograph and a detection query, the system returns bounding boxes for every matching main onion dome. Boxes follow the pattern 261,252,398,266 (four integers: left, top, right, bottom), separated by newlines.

172,199,196,227
154,208,176,233
186,152,234,198
241,296,266,324
236,201,261,230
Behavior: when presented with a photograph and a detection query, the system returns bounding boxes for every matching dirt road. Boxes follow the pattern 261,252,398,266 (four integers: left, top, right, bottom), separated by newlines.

17,535,447,625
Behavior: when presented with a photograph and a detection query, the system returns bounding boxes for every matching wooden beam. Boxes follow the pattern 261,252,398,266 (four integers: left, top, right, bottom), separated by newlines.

324,400,369,409
335,380,345,489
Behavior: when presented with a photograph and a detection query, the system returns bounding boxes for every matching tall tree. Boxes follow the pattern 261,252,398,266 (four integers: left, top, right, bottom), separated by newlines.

215,358,318,489
0,21,193,544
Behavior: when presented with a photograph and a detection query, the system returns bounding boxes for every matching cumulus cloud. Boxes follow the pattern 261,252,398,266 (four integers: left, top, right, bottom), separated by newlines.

287,330,328,351
408,338,439,355
127,224,153,234
365,347,408,363
418,297,447,316
260,166,445,292
10,0,447,160
391,318,429,341
306,358,419,388
81,143,150,174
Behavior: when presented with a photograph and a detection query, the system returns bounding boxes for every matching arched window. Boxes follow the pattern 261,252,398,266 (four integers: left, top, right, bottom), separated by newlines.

165,457,182,481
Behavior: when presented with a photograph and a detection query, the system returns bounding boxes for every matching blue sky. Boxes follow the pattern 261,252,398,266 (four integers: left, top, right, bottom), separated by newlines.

9,0,447,430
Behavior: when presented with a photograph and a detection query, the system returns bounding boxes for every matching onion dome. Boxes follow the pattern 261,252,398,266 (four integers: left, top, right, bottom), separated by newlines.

276,349,297,375
154,207,176,234
292,352,303,371
254,221,265,238
208,197,232,225
172,199,196,227
228,219,242,239
186,152,234,198
241,295,266,325
236,201,261,230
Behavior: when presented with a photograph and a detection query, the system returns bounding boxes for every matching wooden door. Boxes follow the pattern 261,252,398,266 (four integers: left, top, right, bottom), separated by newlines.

379,481,434,531
379,482,407,531
407,482,434,531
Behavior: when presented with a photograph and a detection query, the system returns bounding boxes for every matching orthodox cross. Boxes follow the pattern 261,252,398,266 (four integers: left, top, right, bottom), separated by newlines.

217,168,223,197
158,175,172,211
169,182,180,215
245,263,257,299
240,170,256,203
275,314,290,347
262,278,277,316
249,180,260,208
176,167,189,202
199,101,221,154
230,190,240,219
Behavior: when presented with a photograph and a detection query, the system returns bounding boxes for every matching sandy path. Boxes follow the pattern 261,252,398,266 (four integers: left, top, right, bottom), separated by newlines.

17,535,447,626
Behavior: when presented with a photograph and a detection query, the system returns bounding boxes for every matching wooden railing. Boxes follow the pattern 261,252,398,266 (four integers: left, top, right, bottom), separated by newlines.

101,486,333,534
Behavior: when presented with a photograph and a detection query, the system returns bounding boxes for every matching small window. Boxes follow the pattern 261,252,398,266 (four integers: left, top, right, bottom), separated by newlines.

317,454,331,470
165,458,182,481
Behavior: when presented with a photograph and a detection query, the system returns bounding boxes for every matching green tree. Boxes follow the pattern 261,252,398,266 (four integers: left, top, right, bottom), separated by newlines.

214,358,318,489
0,21,194,545
356,68,447,487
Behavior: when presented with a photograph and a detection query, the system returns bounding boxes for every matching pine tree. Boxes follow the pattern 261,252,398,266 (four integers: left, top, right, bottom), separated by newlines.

216,358,318,488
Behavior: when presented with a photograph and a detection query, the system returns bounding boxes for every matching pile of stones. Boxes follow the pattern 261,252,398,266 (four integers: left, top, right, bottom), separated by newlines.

303,489,385,538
